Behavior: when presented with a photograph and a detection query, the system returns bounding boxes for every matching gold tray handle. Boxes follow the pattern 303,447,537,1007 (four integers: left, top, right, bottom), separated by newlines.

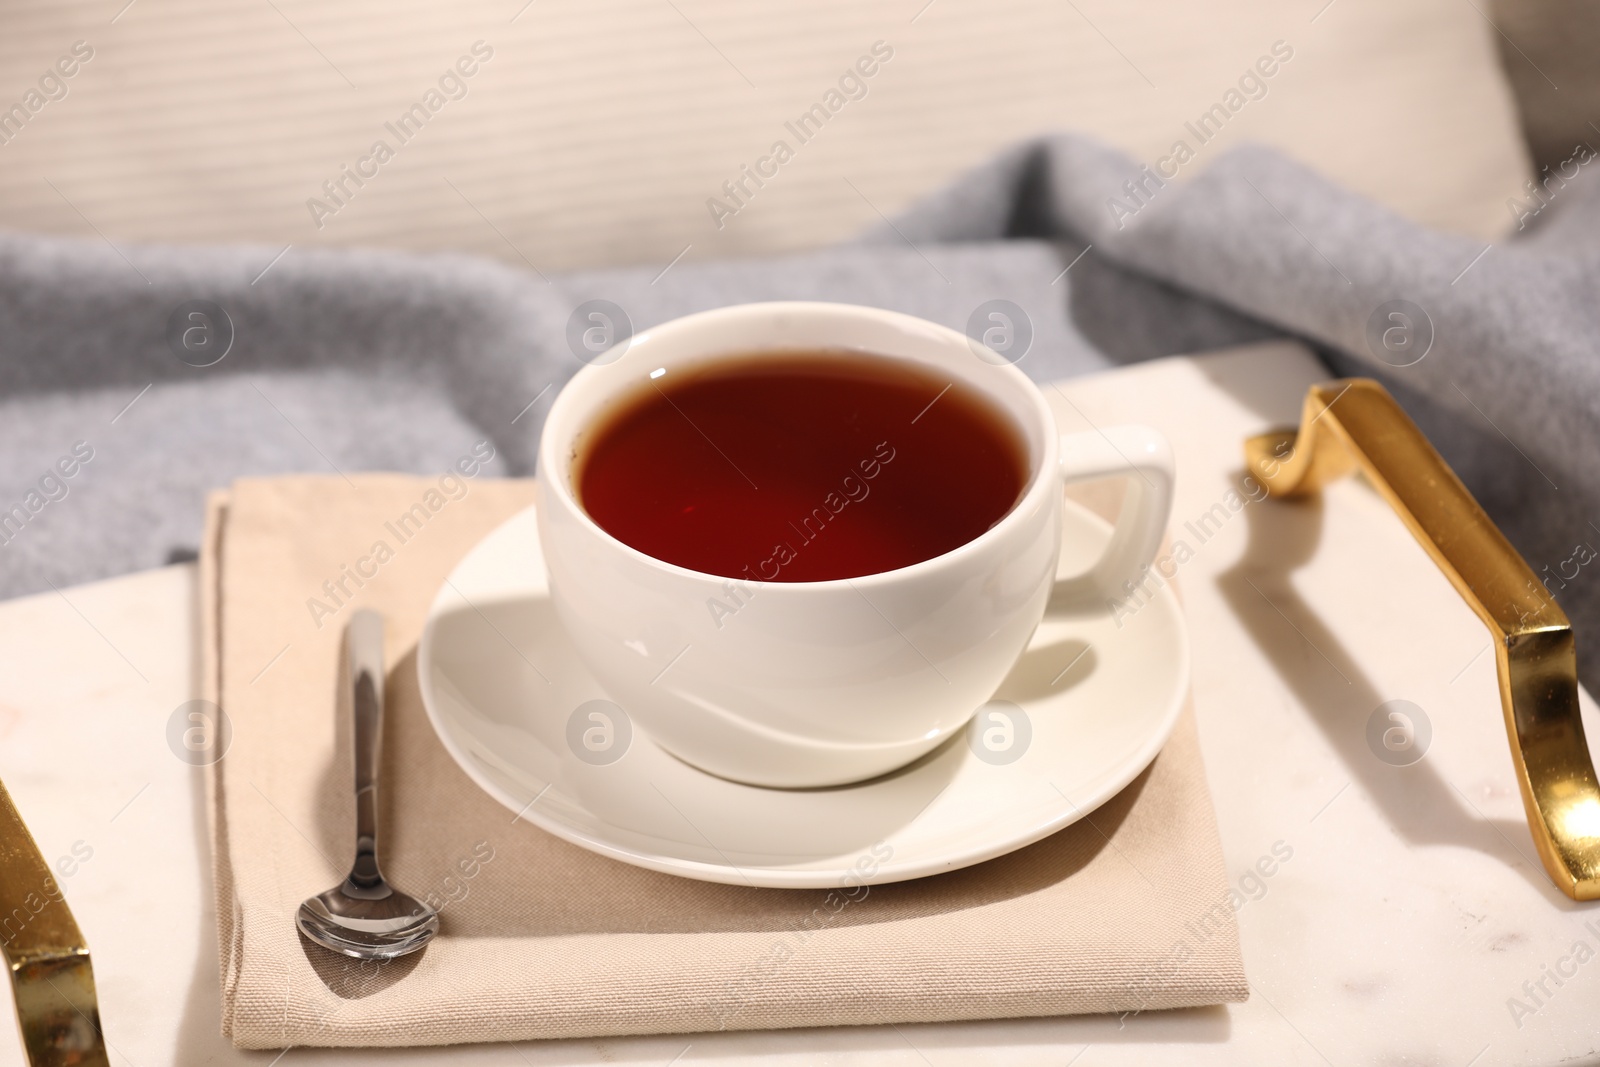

0,778,111,1066
1246,379,1600,901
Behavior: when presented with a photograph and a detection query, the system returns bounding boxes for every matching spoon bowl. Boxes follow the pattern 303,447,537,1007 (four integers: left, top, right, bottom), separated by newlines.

296,882,438,959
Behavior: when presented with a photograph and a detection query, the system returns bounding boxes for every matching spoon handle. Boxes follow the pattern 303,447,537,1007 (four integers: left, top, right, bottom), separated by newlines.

347,610,386,890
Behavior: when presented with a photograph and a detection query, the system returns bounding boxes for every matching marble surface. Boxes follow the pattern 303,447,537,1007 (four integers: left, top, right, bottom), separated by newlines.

2,341,1597,1066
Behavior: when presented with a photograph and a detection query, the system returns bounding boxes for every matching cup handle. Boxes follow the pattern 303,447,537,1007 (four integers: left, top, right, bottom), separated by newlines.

1049,424,1175,610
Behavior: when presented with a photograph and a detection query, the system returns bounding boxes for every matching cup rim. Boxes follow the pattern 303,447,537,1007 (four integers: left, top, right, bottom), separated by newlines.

538,300,1060,590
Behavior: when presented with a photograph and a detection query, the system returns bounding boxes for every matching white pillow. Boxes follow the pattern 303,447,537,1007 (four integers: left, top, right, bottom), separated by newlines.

0,0,1529,271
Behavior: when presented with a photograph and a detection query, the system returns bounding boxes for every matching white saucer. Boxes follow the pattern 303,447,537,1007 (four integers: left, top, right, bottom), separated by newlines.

417,500,1190,888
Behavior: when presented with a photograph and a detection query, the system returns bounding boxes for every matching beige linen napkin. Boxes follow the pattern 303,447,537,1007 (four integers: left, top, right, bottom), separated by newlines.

203,474,1246,1049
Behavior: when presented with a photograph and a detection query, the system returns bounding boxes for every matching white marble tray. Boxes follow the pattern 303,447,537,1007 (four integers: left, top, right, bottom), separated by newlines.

1,341,1594,1066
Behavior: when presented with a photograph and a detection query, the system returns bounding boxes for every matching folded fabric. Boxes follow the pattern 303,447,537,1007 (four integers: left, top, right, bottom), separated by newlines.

203,473,1244,1048
6,133,1599,692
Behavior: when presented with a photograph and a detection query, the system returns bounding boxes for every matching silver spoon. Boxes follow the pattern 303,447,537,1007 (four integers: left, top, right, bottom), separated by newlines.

296,610,439,959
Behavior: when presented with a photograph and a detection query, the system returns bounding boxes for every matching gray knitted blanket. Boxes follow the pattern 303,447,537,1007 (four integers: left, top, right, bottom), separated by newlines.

3,135,1596,682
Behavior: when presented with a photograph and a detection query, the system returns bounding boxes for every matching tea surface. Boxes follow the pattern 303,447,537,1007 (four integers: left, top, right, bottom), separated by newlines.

576,352,1029,582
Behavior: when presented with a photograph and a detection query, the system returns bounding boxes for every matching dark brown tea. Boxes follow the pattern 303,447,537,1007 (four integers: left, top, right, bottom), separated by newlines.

575,352,1030,582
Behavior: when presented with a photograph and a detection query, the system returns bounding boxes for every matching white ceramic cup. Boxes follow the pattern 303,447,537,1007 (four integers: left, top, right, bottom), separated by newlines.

537,302,1173,788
